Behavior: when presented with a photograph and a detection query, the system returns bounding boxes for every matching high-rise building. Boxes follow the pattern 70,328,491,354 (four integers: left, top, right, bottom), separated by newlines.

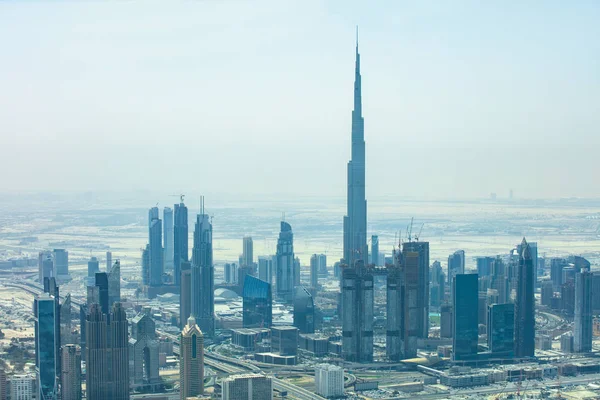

180,261,192,329
342,31,368,269
371,235,379,266
315,364,344,399
106,251,112,272
222,374,273,400
180,316,204,399
452,274,479,361
258,256,273,285
310,254,319,291
440,302,453,338
293,286,315,334
86,304,108,400
148,207,164,287
318,254,327,275
592,274,600,314
243,276,272,329
38,250,52,283
191,201,214,337
60,294,73,346
514,238,535,358
448,250,465,288
173,201,188,287
130,308,160,390
487,303,514,357
109,303,129,400
60,344,81,400
94,272,109,315
142,245,150,286
88,256,99,280
108,260,121,308
341,260,374,362
242,236,254,268
541,280,554,306
402,241,430,338
9,374,35,400
476,257,494,278
163,207,174,271
574,270,593,353
275,221,295,299
35,293,58,400
0,368,6,400
271,326,298,356
53,249,68,278
430,260,445,307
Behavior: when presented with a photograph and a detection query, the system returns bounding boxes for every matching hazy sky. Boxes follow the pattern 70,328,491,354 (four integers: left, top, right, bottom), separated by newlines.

1,1,599,199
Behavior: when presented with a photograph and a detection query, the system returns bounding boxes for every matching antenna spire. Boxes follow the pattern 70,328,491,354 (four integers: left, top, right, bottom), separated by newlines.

356,25,359,52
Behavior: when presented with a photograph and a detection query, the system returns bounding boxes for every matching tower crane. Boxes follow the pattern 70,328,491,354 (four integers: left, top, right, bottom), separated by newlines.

414,223,425,242
169,194,185,203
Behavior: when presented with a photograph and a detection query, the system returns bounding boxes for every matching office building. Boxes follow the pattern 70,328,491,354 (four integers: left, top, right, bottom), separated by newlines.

35,293,58,400
191,200,214,337
430,260,445,307
0,369,5,400
148,207,164,287
448,250,465,288
476,257,494,278
487,303,514,356
86,304,109,400
341,260,374,362
258,256,273,285
403,241,430,338
593,274,600,314
107,260,121,310
371,235,379,266
440,302,453,338
541,280,554,306
275,221,295,299
315,364,344,398
106,251,112,272
95,272,109,315
574,270,593,352
9,374,35,400
39,250,52,283
53,249,68,278
318,253,327,275
130,309,160,389
514,238,535,358
109,303,130,400
142,245,150,286
180,316,204,399
163,207,174,271
60,344,81,400
561,332,574,353
310,254,319,290
243,276,272,329
180,261,192,328
452,274,479,361
242,236,253,267
342,32,368,269
173,200,188,286
293,286,315,334
222,374,273,400
550,258,566,290
88,256,99,279
271,326,298,356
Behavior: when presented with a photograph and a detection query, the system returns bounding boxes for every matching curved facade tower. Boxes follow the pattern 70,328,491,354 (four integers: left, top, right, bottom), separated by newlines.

343,29,368,268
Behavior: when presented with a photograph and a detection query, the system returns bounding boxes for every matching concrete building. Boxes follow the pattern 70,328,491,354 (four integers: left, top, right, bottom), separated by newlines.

0,369,6,400
514,238,535,358
440,303,453,339
110,303,130,400
222,374,273,400
9,374,35,400
561,332,574,353
271,326,298,356
403,241,430,338
574,270,593,352
163,207,174,271
276,221,295,300
242,236,253,268
53,248,69,278
453,274,479,361
448,250,465,291
106,251,112,272
148,207,164,287
38,250,53,283
60,344,81,400
371,235,379,266
173,200,188,287
315,364,344,398
180,316,204,399
108,260,121,308
86,304,109,400
191,199,214,337
310,254,319,291
88,256,100,280
341,260,373,362
130,308,160,390
180,261,192,329
258,256,273,285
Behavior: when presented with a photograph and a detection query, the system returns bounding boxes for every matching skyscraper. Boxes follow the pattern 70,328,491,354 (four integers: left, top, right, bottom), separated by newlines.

109,303,130,400
371,235,379,266
258,256,273,285
130,308,160,390
275,221,295,299
310,254,319,291
487,303,514,357
148,207,164,287
402,241,430,338
191,199,214,337
343,30,368,269
173,200,188,287
318,253,327,275
242,236,253,267
242,275,272,329
141,245,150,286
574,269,593,353
163,206,174,271
34,294,58,400
315,364,344,399
53,249,68,278
222,374,273,400
514,238,535,358
452,274,479,361
108,260,121,308
180,316,204,399
293,286,315,334
180,261,192,329
87,256,99,280
448,250,465,287
85,304,108,400
60,344,81,400
106,251,112,272
38,250,52,283
94,272,109,315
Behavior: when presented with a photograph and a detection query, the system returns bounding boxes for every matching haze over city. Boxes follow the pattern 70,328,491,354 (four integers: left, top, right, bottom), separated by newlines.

1,1,599,198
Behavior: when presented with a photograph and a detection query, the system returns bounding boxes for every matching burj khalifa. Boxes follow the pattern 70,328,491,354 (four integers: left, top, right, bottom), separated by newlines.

343,30,368,268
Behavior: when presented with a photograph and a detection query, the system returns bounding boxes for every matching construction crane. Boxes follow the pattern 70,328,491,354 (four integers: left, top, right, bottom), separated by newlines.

407,217,414,242
414,223,424,242
169,194,185,203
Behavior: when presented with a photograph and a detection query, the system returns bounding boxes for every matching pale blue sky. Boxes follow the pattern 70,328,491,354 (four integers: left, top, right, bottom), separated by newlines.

1,1,598,199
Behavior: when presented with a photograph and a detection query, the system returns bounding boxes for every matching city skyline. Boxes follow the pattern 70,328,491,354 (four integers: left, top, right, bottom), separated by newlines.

1,2,599,198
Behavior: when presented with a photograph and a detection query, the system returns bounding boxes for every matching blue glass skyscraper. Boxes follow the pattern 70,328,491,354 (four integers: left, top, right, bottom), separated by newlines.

148,207,163,287
242,275,272,328
452,273,479,361
191,198,214,337
35,294,58,400
173,200,188,286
